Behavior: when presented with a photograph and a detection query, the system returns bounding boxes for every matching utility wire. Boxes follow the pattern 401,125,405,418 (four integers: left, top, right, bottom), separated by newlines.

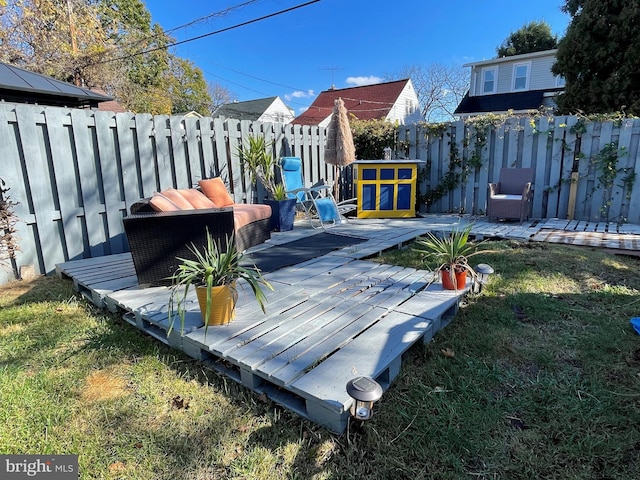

117,0,261,51
163,0,261,35
87,0,322,67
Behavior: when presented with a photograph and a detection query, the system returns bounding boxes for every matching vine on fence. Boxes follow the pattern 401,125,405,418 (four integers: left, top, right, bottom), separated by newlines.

419,111,637,221
422,113,508,208
561,112,636,221
590,142,634,220
0,178,20,279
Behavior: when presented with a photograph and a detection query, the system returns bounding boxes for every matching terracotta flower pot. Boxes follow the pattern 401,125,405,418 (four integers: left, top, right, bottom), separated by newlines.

441,268,467,290
195,282,237,326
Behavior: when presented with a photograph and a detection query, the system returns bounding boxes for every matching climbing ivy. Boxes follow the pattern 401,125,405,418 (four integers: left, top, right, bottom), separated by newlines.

590,142,634,220
422,113,508,208
419,110,638,220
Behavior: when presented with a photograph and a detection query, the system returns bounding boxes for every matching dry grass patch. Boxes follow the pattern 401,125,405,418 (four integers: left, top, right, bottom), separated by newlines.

81,369,131,402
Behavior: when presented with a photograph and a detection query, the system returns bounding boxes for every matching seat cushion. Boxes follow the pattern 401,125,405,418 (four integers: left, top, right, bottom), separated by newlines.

178,189,217,209
199,178,234,207
231,204,272,229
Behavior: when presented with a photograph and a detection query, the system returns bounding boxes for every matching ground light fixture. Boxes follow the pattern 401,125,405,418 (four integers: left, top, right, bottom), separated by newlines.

473,263,495,293
346,376,383,421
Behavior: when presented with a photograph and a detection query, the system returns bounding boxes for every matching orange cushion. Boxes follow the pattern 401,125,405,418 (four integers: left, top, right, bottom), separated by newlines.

231,204,272,229
160,188,194,210
149,193,181,212
198,178,234,207
178,189,217,209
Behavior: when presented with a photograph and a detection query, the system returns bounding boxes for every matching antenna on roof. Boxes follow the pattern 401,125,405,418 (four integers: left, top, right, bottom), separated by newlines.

320,67,342,90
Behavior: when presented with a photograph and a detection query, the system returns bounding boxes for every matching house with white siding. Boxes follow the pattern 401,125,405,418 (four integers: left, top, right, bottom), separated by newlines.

454,49,564,118
214,96,295,123
292,79,423,126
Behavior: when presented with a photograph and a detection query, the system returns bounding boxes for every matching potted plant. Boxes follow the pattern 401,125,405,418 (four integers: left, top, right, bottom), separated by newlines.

168,230,273,336
237,135,297,231
413,225,494,290
265,184,297,232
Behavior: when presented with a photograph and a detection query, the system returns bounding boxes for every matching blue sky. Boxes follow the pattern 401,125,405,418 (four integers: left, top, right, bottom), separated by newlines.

145,0,570,114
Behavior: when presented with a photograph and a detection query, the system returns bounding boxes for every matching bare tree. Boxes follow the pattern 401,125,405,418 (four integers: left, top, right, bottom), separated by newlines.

387,63,468,123
209,82,234,114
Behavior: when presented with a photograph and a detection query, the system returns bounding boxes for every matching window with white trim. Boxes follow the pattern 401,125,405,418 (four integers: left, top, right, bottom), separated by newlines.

482,67,497,94
555,75,566,87
512,62,530,91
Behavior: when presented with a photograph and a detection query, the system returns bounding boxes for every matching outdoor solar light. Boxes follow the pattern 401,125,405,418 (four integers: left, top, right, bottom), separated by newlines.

473,263,494,293
346,376,383,421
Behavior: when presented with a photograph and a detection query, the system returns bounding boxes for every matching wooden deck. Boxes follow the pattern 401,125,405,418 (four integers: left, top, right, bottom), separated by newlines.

55,215,640,433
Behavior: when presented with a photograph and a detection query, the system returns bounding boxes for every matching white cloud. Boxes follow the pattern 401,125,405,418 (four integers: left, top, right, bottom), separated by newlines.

285,90,315,101
297,106,309,114
345,76,383,87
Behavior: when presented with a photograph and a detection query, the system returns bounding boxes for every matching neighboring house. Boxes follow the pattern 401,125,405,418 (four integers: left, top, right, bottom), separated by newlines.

175,110,203,118
292,79,423,127
454,49,564,118
0,62,113,108
214,96,295,123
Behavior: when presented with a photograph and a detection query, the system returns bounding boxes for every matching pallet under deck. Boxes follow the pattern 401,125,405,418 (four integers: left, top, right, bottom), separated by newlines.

56,223,469,434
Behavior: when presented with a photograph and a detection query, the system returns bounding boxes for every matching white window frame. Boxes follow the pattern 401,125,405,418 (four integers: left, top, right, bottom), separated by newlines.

555,75,566,88
512,62,531,91
482,67,497,95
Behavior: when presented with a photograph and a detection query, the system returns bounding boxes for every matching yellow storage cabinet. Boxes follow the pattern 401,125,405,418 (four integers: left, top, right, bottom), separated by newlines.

354,160,425,218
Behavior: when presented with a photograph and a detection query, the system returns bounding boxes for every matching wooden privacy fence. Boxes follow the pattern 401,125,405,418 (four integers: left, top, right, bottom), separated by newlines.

2,103,640,285
399,115,640,224
0,104,341,284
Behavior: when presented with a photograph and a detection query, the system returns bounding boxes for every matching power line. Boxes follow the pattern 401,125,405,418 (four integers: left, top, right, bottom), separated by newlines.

214,64,303,91
121,0,262,51
163,0,261,35
87,0,322,67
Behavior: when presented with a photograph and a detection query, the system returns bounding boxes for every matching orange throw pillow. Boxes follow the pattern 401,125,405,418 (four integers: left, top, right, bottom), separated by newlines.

198,178,234,207
178,189,217,209
161,188,194,210
149,193,181,212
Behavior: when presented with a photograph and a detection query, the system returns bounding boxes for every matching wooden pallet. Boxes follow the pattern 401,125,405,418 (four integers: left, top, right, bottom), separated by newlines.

531,227,640,250
56,246,467,434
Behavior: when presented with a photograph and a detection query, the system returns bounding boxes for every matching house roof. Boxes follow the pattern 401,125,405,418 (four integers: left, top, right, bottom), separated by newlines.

0,62,113,108
454,89,562,115
291,79,411,125
463,49,558,68
214,97,279,121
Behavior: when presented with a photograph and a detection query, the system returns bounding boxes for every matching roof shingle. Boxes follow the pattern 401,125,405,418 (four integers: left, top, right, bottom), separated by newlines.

292,79,410,125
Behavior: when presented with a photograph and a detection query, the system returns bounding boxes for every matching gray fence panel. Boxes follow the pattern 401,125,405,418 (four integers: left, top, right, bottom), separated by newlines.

45,108,83,262
15,105,67,273
1,105,33,278
628,120,640,224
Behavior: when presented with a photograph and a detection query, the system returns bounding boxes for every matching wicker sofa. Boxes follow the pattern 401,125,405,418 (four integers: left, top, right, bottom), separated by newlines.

123,180,272,286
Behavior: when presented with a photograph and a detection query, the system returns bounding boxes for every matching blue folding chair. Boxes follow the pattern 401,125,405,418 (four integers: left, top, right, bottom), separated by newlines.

278,156,356,229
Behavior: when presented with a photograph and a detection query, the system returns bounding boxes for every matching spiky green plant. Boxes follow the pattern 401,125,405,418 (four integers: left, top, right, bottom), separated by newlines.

237,135,277,198
413,225,496,287
168,230,273,336
272,183,288,201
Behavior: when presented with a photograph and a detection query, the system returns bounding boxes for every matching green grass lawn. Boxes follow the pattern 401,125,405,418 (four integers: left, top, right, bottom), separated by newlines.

1,239,639,479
